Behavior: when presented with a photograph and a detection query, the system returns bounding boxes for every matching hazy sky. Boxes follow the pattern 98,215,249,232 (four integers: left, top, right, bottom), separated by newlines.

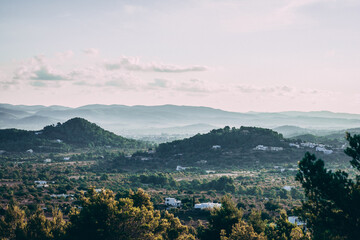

1,0,360,113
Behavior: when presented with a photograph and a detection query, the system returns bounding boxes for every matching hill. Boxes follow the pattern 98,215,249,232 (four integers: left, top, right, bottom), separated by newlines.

156,126,286,156
0,117,147,152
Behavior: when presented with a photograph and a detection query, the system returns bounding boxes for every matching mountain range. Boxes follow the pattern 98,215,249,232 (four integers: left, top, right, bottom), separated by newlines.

1,103,360,140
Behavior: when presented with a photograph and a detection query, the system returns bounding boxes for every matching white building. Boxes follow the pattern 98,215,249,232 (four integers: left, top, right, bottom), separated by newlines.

194,202,221,209
50,193,74,198
35,180,48,188
176,165,187,171
212,145,221,150
316,146,333,155
289,143,300,148
270,147,283,151
44,159,52,163
165,198,181,207
56,139,63,143
300,142,317,148
26,149,34,153
283,186,292,191
288,216,305,226
254,145,268,151
64,157,71,161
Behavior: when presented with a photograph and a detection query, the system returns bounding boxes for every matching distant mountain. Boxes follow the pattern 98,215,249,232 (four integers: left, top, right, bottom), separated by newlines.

0,117,147,152
1,104,360,138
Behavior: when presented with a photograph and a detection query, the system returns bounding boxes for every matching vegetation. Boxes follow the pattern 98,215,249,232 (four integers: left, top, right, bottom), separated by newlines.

296,133,360,240
1,118,359,239
157,126,286,156
0,118,149,152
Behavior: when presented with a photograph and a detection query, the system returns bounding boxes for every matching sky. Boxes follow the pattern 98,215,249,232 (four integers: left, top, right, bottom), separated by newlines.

1,0,360,113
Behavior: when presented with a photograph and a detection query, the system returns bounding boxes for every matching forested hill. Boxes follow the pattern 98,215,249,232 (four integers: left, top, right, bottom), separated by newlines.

0,117,147,152
156,126,286,156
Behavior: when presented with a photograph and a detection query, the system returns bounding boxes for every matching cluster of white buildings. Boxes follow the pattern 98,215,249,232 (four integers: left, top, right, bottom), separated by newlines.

50,193,74,198
253,145,284,151
164,198,221,210
289,142,333,154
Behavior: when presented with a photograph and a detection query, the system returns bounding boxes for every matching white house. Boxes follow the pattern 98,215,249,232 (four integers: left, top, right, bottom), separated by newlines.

176,165,187,171
44,159,52,163
283,186,292,191
316,146,333,155
194,202,221,209
35,180,48,188
254,145,268,151
64,157,71,161
35,180,47,185
289,143,300,148
288,216,305,226
270,147,284,151
212,145,221,150
50,193,74,198
56,139,63,143
165,198,181,207
26,149,34,153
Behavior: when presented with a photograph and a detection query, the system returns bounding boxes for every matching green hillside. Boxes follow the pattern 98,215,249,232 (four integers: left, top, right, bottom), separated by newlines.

157,126,286,156
0,117,147,152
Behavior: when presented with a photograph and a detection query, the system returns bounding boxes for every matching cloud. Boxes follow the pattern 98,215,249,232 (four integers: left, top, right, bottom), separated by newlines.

56,50,74,59
105,56,208,73
30,81,47,87
148,78,169,88
13,56,70,81
175,79,212,93
83,48,100,56
236,85,294,95
30,66,70,81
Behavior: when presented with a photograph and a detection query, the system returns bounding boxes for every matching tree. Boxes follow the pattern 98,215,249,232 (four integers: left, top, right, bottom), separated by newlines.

221,220,266,240
161,211,195,240
0,202,26,239
202,195,243,240
265,210,296,240
247,209,266,234
67,188,194,240
296,133,360,240
50,208,67,240
25,208,52,240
